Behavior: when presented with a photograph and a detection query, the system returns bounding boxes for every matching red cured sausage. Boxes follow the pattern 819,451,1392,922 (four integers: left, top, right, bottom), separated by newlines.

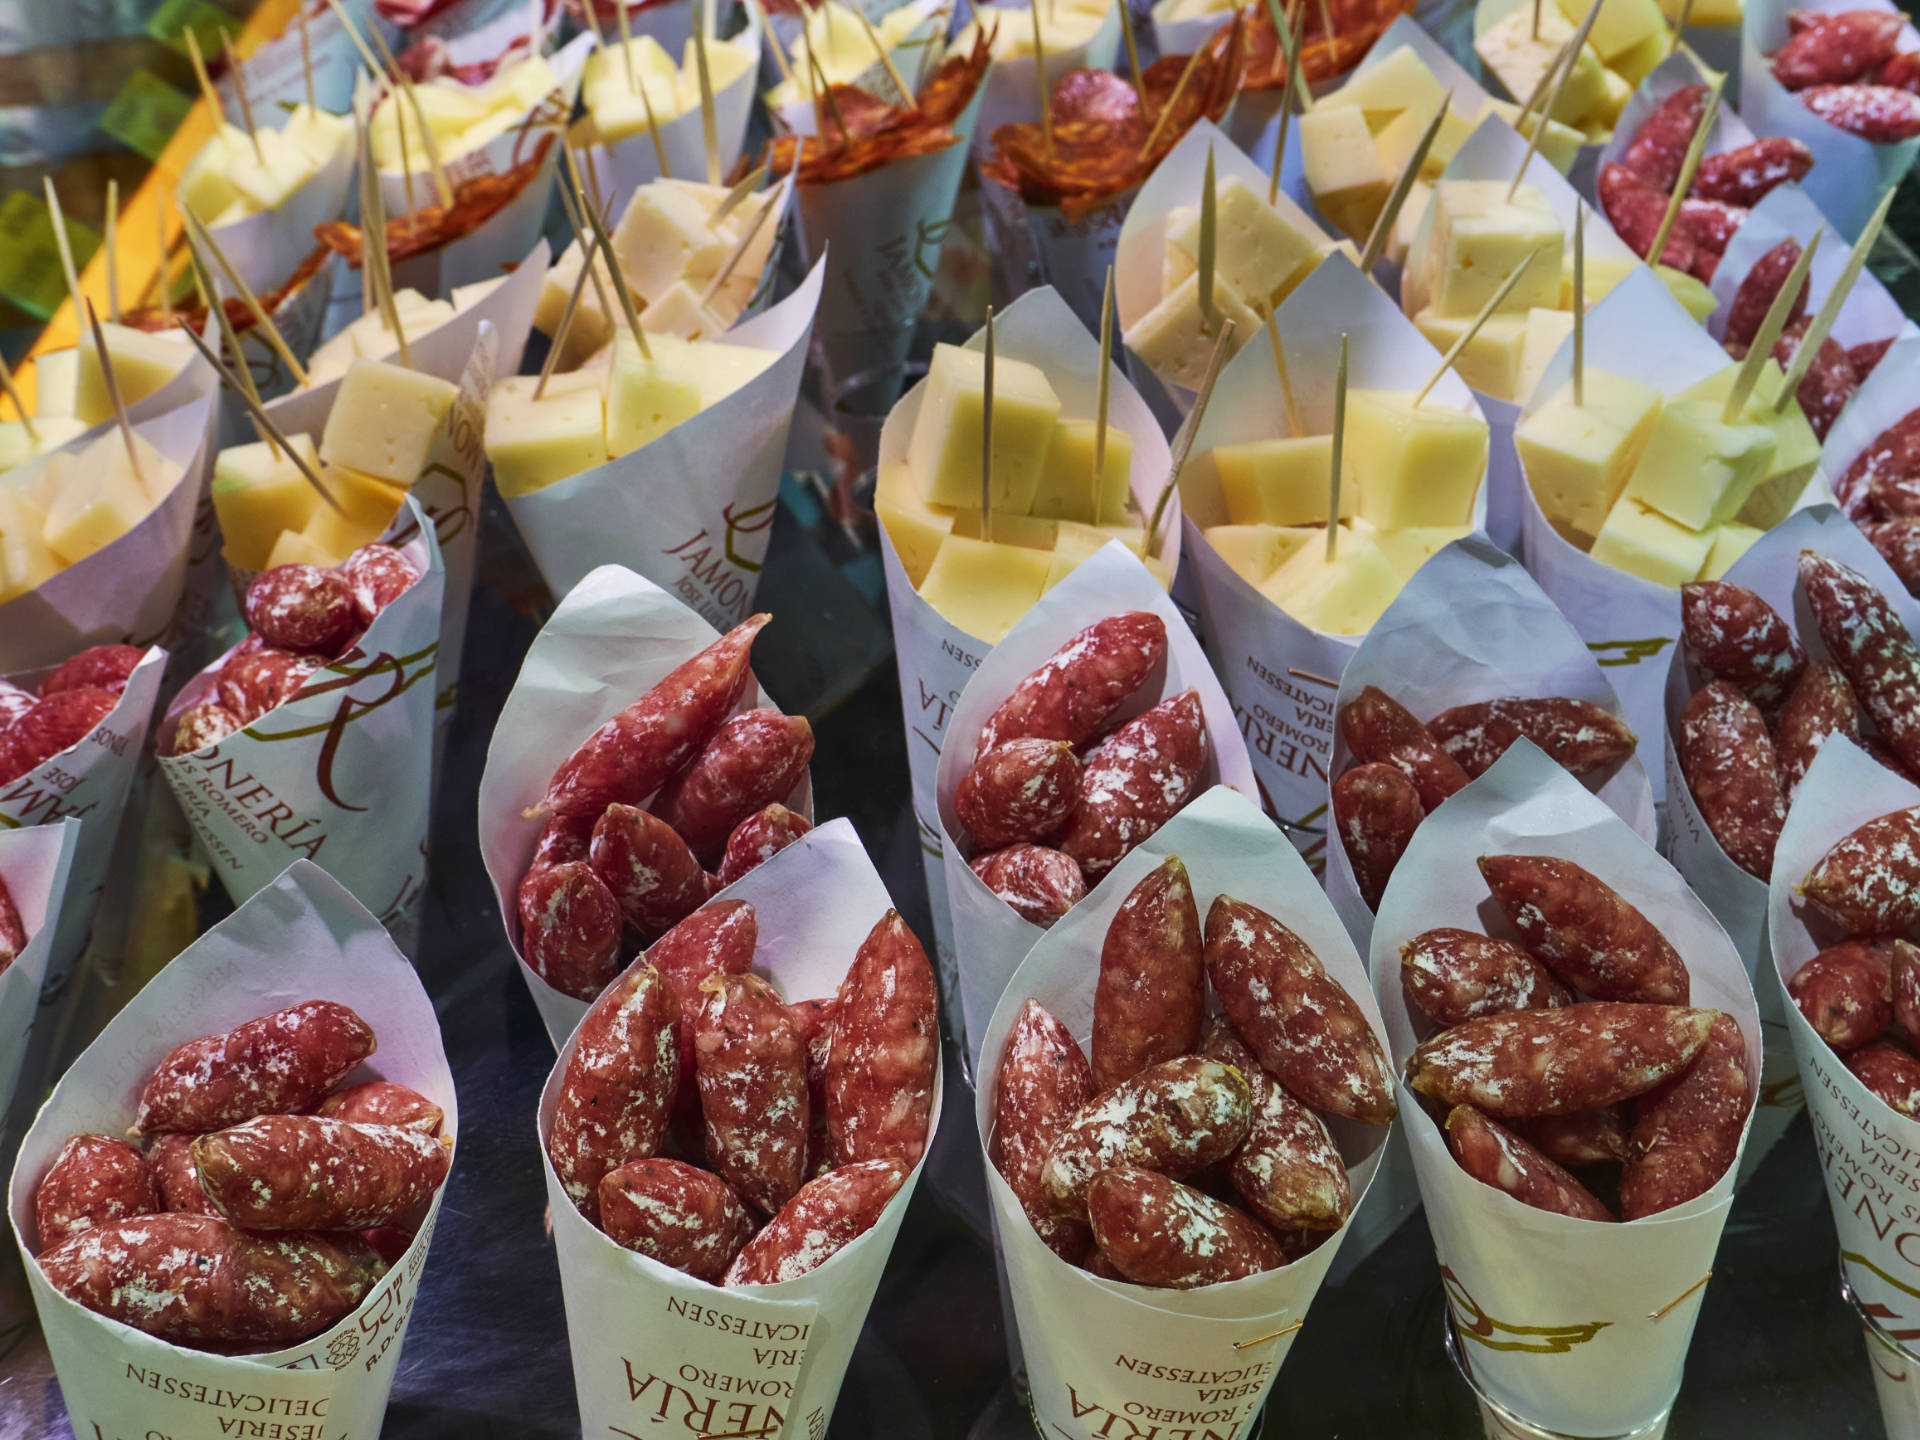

694,973,809,1215
40,644,144,696
1621,1012,1752,1218
1339,686,1469,811
1333,763,1423,911
137,1001,375,1134
1726,239,1809,352
1086,1168,1285,1286
1478,854,1690,1004
647,899,758,1109
1678,682,1787,880
1863,520,1920,597
316,1080,445,1135
1508,1107,1630,1168
1425,697,1636,780
1091,856,1203,1090
991,999,1097,1262
1,688,118,780
215,650,320,724
35,1135,156,1251
1691,137,1815,208
1787,939,1901,1052
518,860,622,1001
1445,1106,1613,1221
975,612,1168,759
245,565,357,654
0,873,26,974
1799,83,1920,141
1772,10,1903,87
970,844,1085,927
340,544,419,625
162,702,244,758
716,805,812,885
146,1133,215,1216
1597,163,1699,271
724,1159,907,1285
653,709,815,863
1771,318,1859,441
1059,691,1209,879
599,1158,754,1281
824,910,938,1169
1775,661,1866,800
1850,1040,1920,1115
1801,806,1920,936
1801,551,1920,778
589,804,711,937
1896,943,1920,1041
1680,581,1806,714
192,1116,450,1230
1400,927,1570,1030
1203,1022,1350,1231
1619,84,1707,189
955,739,1081,851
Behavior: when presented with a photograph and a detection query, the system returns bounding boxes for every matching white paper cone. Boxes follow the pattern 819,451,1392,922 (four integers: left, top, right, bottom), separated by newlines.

155,502,446,921
1513,265,1766,800
1323,537,1654,950
539,817,942,1439
5,859,457,1440
966,0,1121,148
503,258,823,624
972,784,1390,1440
1862,1315,1920,1440
770,0,948,137
230,252,343,406
477,563,815,1047
1022,187,1134,333
215,0,378,114
1171,252,1489,860
873,285,1177,1025
622,0,701,57
1738,0,1920,241
1148,2,1234,56
206,137,357,296
1823,328,1920,491
1372,742,1761,1436
0,392,218,672
934,543,1255,1067
0,820,80,1123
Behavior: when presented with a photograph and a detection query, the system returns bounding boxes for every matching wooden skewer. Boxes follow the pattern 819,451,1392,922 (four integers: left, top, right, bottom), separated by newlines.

1510,2,1602,202
981,305,997,527
84,301,145,490
1414,252,1536,405
858,7,915,108
1670,0,1696,40
41,179,85,325
1263,0,1307,206
1325,332,1347,561
186,238,278,458
1359,93,1449,272
1531,0,1542,38
1029,0,1053,158
1572,201,1585,405
691,20,722,184
1141,41,1205,155
224,34,268,166
155,193,174,324
536,256,594,397
569,147,652,359
1093,263,1115,517
699,175,782,304
1726,230,1820,420
183,28,227,127
183,207,310,387
1148,319,1237,556
807,43,848,141
615,0,638,89
104,179,121,324
1117,0,1148,113
742,0,795,94
1314,0,1333,59
1198,143,1218,328
1777,188,1894,411
358,114,411,369
580,0,606,42
633,58,673,179
555,180,620,345
0,353,39,443
1648,78,1720,270
356,5,455,206
1264,306,1301,437
713,164,770,224
298,6,317,112
915,0,952,97
180,325,343,512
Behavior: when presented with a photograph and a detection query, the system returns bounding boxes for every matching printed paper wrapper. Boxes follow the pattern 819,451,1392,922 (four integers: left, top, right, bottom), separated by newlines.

1471,0,1606,193
5,859,458,1440
873,284,1177,1037
204,134,357,296
1823,327,1920,491
771,0,950,137
0,392,218,672
216,0,381,116
1323,537,1654,950
504,257,822,625
477,563,814,1047
2,647,166,986
539,817,942,1439
934,543,1255,1068
1862,1312,1920,1440
1739,0,1920,241
973,784,1390,1440
227,251,344,408
966,0,1121,149
0,820,79,1124
155,502,445,923
1116,120,1334,420
1770,739,1920,1342
1372,742,1761,1437
1172,252,1488,864
1023,186,1135,332
1513,264,1775,801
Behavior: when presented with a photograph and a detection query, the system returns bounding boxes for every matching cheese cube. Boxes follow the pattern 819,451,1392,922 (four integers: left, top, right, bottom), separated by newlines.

1365,521,1475,577
1204,523,1317,585
0,488,59,602
1675,361,1822,529
641,281,728,342
1163,239,1199,295
1390,179,1434,267
1559,254,1637,310
917,535,1051,641
483,55,562,116
1300,106,1391,241
75,324,191,426
1377,100,1476,183
682,35,756,92
906,343,1062,513
227,128,310,213
1334,48,1447,129
1611,27,1672,84
955,511,1059,551
1516,370,1664,543
267,527,343,569
1658,0,1737,23
1516,307,1576,401
280,106,351,167
679,341,777,406
1476,7,1607,126
1261,531,1403,634
1624,399,1778,530
340,302,456,367
1030,420,1134,525
1552,0,1667,62
42,430,163,562
587,68,684,142
1699,522,1762,579
1656,265,1718,324
1484,100,1586,173
1214,436,1344,525
0,424,31,476
319,360,459,487
614,185,729,304
212,434,324,571
875,461,955,587
1344,391,1489,528
1585,66,1635,129
1126,273,1259,392
535,240,618,367
1413,307,1530,401
1590,496,1712,585
304,330,358,389
33,350,78,418
487,372,609,497
1426,181,1565,319
1167,178,1321,310
178,125,247,220
302,475,401,562
605,334,705,456
1044,521,1156,593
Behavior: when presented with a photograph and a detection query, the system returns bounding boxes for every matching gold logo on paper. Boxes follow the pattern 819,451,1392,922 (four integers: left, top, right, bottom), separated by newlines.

1587,637,1674,668
1845,1253,1920,1344
244,644,439,811
724,498,778,573
1443,1269,1610,1354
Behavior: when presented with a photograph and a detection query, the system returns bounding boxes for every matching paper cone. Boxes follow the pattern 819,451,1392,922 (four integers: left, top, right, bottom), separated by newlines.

539,817,942,1439
6,860,456,1439
934,543,1255,1067
477,564,814,1047
1738,0,1920,241
1512,264,1778,801
1471,0,1606,193
0,820,80,1123
2,647,166,987
1770,740,1920,1339
155,501,446,921
1149,2,1235,57
1706,183,1909,348
966,0,1122,149
973,784,1390,1440
205,137,357,296
1023,186,1135,332
397,0,532,41
770,0,950,137
228,251,343,405
1372,742,1760,1437
615,0,702,57
873,284,1177,1024
1823,330,1920,501
1323,537,1654,950
214,0,376,115
1171,252,1488,863
503,258,823,626
1861,1309,1920,1440
0,392,218,672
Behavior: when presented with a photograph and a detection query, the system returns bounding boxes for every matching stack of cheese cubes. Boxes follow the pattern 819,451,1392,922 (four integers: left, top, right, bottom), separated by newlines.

304,278,507,389
1516,358,1820,584
767,2,928,107
1125,175,1332,391
950,0,1110,62
878,342,1162,642
177,107,353,225
1474,0,1670,144
1196,393,1488,633
212,358,458,573
1,357,88,479
579,33,757,144
3,325,197,477
368,53,564,169
484,329,777,499
0,428,184,603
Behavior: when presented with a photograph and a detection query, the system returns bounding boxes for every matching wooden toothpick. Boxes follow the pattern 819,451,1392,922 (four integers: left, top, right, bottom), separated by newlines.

359,7,455,206
1572,201,1585,405
1726,230,1820,420
1326,332,1347,560
84,301,145,490
1777,188,1895,412
1264,0,1307,207
712,164,770,224
0,353,39,443
555,180,619,342
41,178,84,323
358,114,410,368
634,60,673,178
698,174,782,304
1198,143,1219,328
154,193,174,325
536,255,594,396
746,0,796,92
180,325,343,512
183,206,310,387
858,6,915,108
1117,0,1148,114
1093,264,1115,517
1148,319,1237,557
569,147,652,359
691,19,721,184
298,5,316,112
183,27,227,126
981,305,997,526
186,238,277,458
1030,0,1054,159
1264,305,1301,436
224,34,268,166
1415,252,1537,405
1360,93,1449,272
104,179,121,324
1648,78,1721,270
1141,42,1206,156
1512,3,1602,201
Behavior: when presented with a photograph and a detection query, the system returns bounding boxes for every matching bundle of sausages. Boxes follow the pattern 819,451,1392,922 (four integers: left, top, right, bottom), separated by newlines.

516,617,815,1000
1401,857,1751,1221
1676,554,1920,879
30,1002,450,1350
0,644,145,784
1769,10,1920,140
1717,236,1875,438
1333,686,1636,909
547,897,937,1286
990,858,1393,1288
1834,405,1920,587
958,613,1209,928
0,870,24,976
159,547,422,757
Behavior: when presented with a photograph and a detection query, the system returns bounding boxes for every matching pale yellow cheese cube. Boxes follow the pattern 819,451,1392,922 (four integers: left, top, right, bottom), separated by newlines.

483,54,562,116
42,431,165,563
0,488,59,602
1476,7,1607,126
614,184,729,304
1585,66,1634,129
875,461,955,587
1675,362,1822,529
1205,523,1318,585
1031,420,1133,525
304,329,359,389
587,66,684,142
348,301,455,363
1213,435,1345,525
1300,106,1391,242
1699,522,1762,579
604,334,704,456
1559,253,1637,310
1126,273,1259,392
1516,307,1576,401
0,425,31,476
227,127,310,213
280,105,351,168
1365,520,1475,577
1590,496,1712,584
1335,48,1447,129
1516,370,1664,544
1658,0,1738,23
1413,306,1530,400
1625,399,1778,530
319,360,459,487
641,281,728,341
681,36,755,92
212,433,324,571
1167,177,1321,310
178,125,247,220
75,324,190,426
487,372,609,497
907,342,1062,513
317,465,409,541
1425,181,1565,320
1611,27,1672,84
1656,265,1718,324
1484,100,1586,173
1552,0,1667,62
267,527,343,569
1344,391,1489,528
1163,239,1199,295
33,350,77,419
1377,100,1475,183
917,535,1050,641
1044,521,1158,593
953,510,1059,550
678,341,777,407
535,240,618,367
1261,531,1403,634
